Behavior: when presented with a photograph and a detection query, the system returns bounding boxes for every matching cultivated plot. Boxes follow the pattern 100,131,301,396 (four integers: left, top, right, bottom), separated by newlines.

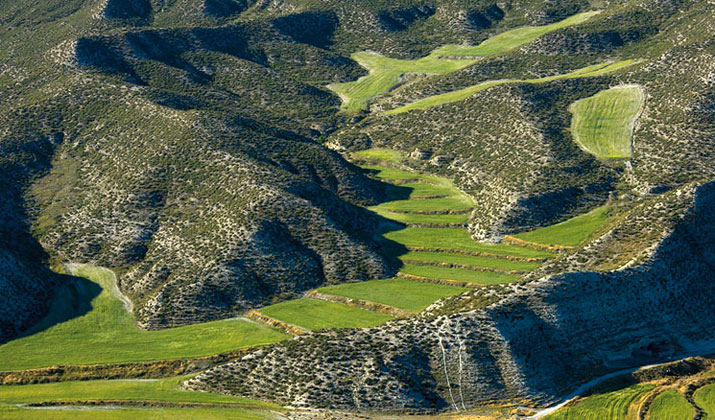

318,278,468,312
569,85,645,159
0,265,287,371
648,390,694,420
330,11,600,111
512,205,611,247
258,299,393,331
544,383,654,420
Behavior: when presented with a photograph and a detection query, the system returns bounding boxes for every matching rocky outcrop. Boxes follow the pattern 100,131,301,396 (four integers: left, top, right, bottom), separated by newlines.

187,181,715,412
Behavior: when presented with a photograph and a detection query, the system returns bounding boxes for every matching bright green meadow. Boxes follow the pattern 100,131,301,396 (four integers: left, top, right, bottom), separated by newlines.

258,299,393,330
513,205,611,247
695,384,715,419
318,278,468,312
544,383,654,420
648,390,695,420
570,85,645,159
399,251,540,272
399,264,518,285
0,265,287,371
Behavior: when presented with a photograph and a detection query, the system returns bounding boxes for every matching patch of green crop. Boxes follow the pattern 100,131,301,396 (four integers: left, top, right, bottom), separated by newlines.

352,148,403,164
329,12,600,111
399,264,519,285
695,384,715,419
0,265,288,371
393,182,460,199
259,299,393,330
648,390,694,420
371,195,473,212
382,227,553,258
0,376,279,409
371,208,469,225
545,383,654,420
387,60,638,114
570,85,645,159
399,251,541,272
361,165,442,182
0,405,276,420
433,11,601,56
318,278,467,312
513,205,611,247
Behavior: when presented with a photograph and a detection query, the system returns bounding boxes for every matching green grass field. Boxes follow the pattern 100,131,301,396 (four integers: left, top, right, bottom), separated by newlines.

372,209,469,225
386,182,463,199
432,11,600,56
362,165,442,182
545,383,654,420
0,265,287,371
570,85,645,159
399,251,540,272
372,195,473,212
513,205,611,247
648,390,694,420
352,148,403,164
399,264,519,284
0,376,278,409
695,384,715,419
258,299,393,330
0,405,276,420
387,60,637,114
318,278,468,312
329,11,599,111
381,227,553,258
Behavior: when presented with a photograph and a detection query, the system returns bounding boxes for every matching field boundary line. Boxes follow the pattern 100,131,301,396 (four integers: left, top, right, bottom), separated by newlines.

245,310,309,336
401,259,525,274
387,208,472,215
396,272,481,288
502,235,573,253
305,290,411,317
406,246,550,262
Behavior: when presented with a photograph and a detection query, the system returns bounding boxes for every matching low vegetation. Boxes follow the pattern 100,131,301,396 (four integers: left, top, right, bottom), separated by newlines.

330,12,600,111
544,383,654,420
695,384,715,419
318,278,468,312
399,251,541,272
648,390,694,420
513,205,611,247
0,405,276,420
0,265,287,371
382,227,553,259
387,60,637,114
258,299,393,331
399,264,518,284
569,85,645,159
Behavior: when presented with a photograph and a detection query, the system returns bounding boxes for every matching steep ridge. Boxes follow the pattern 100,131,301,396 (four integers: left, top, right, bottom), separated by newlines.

188,180,715,413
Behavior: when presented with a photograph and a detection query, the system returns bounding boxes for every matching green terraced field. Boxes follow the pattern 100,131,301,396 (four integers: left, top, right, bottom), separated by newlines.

399,251,541,272
352,148,403,164
329,51,476,111
0,405,276,420
545,383,654,420
372,209,469,225
0,376,278,409
695,384,715,419
432,11,600,56
513,205,611,247
570,85,645,159
0,265,288,371
400,264,519,284
329,12,599,111
648,390,694,420
362,165,442,182
386,182,464,199
387,60,637,114
382,227,553,258
372,195,473,212
318,278,468,312
259,299,393,330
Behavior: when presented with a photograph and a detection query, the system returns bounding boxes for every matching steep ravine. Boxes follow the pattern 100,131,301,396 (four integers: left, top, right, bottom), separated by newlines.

187,180,715,413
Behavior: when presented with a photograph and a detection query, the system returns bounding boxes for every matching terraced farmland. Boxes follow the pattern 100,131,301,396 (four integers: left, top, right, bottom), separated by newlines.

0,265,288,371
511,205,611,248
569,85,646,159
0,405,276,420
648,390,694,420
695,384,715,418
544,383,654,420
257,299,393,331
329,11,599,111
387,60,637,115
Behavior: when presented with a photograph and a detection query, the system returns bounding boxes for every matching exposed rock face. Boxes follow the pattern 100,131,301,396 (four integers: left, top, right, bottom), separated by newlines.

187,181,715,412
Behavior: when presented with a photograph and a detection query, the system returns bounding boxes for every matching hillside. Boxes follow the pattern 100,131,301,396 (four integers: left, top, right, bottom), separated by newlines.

0,0,713,418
